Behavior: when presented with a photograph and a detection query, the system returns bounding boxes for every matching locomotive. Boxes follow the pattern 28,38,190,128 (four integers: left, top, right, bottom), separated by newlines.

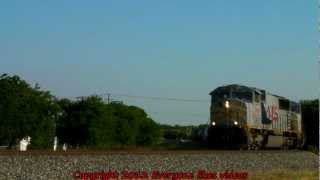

207,84,304,150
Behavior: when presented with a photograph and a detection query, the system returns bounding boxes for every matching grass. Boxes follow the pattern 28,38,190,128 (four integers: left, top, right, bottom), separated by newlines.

250,169,319,180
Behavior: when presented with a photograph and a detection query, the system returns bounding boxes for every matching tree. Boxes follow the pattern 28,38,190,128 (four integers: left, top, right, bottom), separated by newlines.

136,117,161,146
57,96,117,148
57,98,162,148
0,74,59,148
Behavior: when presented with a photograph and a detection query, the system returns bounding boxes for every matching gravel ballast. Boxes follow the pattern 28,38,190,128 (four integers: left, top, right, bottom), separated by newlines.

0,150,318,179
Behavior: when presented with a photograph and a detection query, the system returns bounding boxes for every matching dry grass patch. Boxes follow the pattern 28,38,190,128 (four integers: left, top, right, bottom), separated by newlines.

250,169,319,180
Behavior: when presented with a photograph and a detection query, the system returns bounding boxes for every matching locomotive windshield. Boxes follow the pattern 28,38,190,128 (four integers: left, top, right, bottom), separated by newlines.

231,91,252,102
211,90,230,104
290,102,301,113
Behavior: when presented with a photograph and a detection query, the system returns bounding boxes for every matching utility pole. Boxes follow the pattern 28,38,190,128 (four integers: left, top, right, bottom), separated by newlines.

107,93,111,104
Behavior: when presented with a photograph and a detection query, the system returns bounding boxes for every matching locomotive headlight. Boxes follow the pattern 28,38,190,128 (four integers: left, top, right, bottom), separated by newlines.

234,121,238,125
225,100,230,108
212,121,216,126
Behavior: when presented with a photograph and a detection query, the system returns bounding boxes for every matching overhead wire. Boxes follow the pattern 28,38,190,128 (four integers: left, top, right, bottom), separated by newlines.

102,93,209,103
60,92,210,118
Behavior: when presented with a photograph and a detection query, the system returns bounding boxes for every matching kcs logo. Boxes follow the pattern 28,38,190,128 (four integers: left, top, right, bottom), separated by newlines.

267,105,278,121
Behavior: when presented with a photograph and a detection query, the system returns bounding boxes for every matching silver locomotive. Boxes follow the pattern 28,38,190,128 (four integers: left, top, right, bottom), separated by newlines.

208,84,304,149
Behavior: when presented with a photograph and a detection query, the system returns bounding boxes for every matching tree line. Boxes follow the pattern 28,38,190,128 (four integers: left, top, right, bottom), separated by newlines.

0,74,161,149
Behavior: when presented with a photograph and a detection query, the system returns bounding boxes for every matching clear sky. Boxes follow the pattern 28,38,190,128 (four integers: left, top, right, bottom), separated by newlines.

0,1,318,125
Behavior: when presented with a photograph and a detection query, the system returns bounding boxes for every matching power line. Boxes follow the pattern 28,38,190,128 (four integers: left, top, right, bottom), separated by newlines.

102,93,209,103
102,93,209,118
61,92,210,103
59,93,210,118
148,110,208,118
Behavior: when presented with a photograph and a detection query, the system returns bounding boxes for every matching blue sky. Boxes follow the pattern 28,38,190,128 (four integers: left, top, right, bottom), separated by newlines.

0,1,318,125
